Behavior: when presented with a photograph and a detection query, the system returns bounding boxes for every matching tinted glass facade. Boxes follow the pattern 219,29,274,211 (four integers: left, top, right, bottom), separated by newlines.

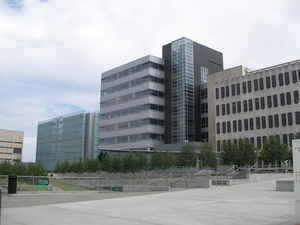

163,37,223,144
36,112,99,171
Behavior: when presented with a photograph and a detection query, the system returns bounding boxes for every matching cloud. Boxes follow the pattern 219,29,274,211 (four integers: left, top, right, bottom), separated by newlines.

0,0,299,162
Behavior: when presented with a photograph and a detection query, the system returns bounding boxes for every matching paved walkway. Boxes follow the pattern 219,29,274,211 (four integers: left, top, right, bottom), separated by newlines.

1,178,296,225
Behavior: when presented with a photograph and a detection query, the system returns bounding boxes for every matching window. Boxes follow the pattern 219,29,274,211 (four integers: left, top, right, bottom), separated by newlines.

260,97,265,109
284,72,290,85
233,120,237,132
280,93,285,106
266,76,271,89
250,137,255,145
216,105,220,116
247,80,252,93
274,114,279,127
279,73,284,86
249,118,254,130
248,99,253,111
243,100,248,112
294,91,299,104
231,84,236,96
262,116,266,129
222,122,226,133
244,119,249,131
256,117,261,129
13,148,22,154
263,136,267,146
254,79,258,91
273,95,278,107
298,70,300,82
271,75,276,88
226,86,229,97
267,96,272,108
238,120,242,132
255,98,260,110
283,134,288,145
216,88,219,99
268,115,273,128
259,78,264,90
286,92,291,105
216,123,220,134
221,87,225,98
296,111,300,125
217,140,221,152
232,102,236,114
288,112,293,126
292,71,298,83
222,104,225,115
242,81,247,94
226,103,230,115
257,137,262,149
281,113,287,126
227,121,231,133
236,83,240,95
237,101,241,113
289,133,294,146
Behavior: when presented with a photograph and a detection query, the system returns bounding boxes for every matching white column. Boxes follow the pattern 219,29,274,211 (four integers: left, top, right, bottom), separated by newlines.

292,139,300,223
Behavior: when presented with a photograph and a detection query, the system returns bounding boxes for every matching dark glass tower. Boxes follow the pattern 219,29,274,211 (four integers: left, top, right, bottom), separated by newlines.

163,37,223,144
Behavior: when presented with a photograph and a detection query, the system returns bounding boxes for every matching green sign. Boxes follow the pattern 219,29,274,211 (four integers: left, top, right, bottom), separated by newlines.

37,179,49,185
35,185,48,189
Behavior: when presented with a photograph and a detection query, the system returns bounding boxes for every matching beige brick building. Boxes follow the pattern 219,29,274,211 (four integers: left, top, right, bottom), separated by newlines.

0,129,24,162
208,60,300,152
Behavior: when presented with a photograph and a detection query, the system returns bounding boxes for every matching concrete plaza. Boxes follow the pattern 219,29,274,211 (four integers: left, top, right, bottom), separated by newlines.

2,178,296,225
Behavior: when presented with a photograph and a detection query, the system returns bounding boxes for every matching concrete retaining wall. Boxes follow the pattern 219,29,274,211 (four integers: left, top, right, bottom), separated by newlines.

276,180,294,192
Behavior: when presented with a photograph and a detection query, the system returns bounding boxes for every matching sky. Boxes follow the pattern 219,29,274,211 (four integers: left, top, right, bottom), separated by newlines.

0,0,300,162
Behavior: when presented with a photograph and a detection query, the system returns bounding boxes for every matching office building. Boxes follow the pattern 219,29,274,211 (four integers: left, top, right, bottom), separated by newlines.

163,37,223,144
0,129,24,162
208,60,300,152
99,55,165,151
36,112,99,170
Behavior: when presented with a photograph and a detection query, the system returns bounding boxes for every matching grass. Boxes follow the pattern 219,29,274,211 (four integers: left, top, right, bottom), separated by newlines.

50,180,96,191
0,178,8,185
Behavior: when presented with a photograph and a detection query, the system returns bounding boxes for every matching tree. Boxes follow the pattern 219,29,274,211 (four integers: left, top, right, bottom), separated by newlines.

236,139,256,166
122,153,138,173
69,158,84,173
84,159,100,172
177,144,197,167
100,153,112,172
199,143,217,168
260,136,289,164
220,141,238,165
111,155,122,172
135,153,148,171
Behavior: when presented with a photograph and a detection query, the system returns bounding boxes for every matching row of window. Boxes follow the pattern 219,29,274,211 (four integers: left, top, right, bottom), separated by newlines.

101,75,164,96
99,133,164,145
100,118,164,132
217,133,298,152
216,91,299,116
216,70,300,99
102,62,164,83
101,89,164,108
216,112,300,134
100,104,164,120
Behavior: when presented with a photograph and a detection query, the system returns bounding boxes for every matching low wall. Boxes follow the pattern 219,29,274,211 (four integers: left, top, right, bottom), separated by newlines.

250,173,293,183
276,180,294,192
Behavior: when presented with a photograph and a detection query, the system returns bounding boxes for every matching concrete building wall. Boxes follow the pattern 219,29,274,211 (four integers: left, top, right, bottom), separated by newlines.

99,55,165,151
208,60,300,152
0,129,24,162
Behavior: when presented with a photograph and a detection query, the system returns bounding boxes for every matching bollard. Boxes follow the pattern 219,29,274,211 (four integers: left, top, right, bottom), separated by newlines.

8,176,17,194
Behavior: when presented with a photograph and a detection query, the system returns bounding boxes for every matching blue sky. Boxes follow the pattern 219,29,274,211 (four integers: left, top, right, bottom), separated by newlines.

0,0,300,162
